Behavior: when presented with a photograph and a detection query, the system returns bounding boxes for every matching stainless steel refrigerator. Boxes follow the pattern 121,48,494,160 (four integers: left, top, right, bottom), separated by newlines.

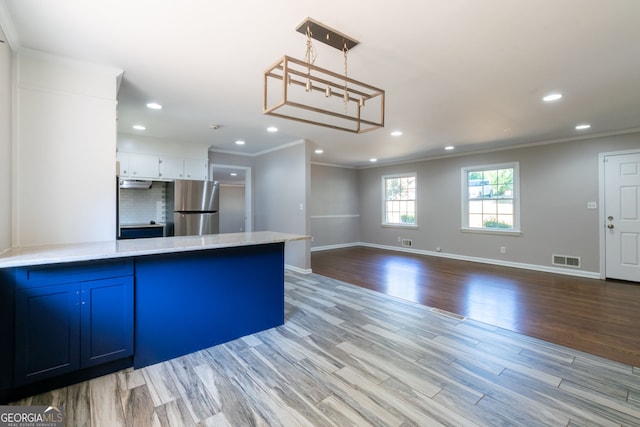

172,180,219,236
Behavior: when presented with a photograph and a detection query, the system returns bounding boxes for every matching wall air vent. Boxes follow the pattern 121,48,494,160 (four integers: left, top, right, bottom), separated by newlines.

401,239,413,248
552,254,581,268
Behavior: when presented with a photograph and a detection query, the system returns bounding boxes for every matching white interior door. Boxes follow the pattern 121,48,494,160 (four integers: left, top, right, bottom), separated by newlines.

604,152,640,281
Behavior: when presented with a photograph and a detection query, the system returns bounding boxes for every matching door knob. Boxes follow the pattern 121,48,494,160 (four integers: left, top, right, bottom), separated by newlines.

607,224,614,229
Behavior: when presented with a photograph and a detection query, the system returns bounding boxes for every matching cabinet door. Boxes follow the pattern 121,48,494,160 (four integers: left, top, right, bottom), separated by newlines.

184,159,208,180
0,272,14,391
81,276,134,367
14,283,81,385
117,152,130,177
159,157,184,180
128,153,160,179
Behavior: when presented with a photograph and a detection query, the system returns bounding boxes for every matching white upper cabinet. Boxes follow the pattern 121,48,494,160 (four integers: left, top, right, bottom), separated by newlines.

117,136,209,181
116,152,129,177
158,157,184,180
119,152,208,181
183,159,208,181
126,153,160,179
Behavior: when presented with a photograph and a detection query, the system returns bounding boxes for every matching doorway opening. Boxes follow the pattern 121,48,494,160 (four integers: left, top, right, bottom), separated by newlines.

210,164,252,233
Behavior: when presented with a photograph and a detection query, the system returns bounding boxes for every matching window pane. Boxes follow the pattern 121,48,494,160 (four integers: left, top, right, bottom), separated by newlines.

469,200,483,214
463,164,517,231
497,200,513,214
469,213,483,228
384,175,416,225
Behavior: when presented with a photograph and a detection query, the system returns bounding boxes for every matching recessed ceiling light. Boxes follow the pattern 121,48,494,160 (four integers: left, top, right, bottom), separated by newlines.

445,145,455,150
315,149,324,154
235,140,245,145
543,93,562,102
132,125,146,130
230,173,238,177
146,102,162,110
369,158,378,163
267,126,278,132
575,124,591,130
390,130,403,137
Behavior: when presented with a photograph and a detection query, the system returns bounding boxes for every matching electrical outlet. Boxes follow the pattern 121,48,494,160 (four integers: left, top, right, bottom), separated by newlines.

397,236,402,242
500,246,506,254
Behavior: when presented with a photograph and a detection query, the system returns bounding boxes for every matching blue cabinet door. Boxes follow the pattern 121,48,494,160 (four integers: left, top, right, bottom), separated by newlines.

0,271,14,392
14,283,81,386
80,276,134,367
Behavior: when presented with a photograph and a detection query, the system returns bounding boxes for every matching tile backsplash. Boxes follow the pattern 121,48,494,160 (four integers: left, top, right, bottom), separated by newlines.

119,181,167,225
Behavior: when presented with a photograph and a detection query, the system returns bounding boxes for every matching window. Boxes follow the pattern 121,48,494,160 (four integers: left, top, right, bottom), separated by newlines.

461,163,520,233
383,174,416,226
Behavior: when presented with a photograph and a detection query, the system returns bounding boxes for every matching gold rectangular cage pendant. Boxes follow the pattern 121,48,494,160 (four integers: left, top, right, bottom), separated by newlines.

263,18,385,133
263,56,384,133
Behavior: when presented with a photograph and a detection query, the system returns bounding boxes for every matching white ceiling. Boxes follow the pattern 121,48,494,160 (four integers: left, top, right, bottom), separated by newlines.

2,0,640,168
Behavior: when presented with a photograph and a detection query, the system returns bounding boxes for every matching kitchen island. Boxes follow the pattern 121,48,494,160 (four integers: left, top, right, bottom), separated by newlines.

0,231,308,403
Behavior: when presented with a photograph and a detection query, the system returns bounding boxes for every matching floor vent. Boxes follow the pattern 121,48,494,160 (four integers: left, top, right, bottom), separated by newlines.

401,239,413,247
552,254,581,268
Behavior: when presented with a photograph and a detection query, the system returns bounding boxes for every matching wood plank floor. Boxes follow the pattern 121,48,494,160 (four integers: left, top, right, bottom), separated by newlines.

12,270,640,426
311,246,640,367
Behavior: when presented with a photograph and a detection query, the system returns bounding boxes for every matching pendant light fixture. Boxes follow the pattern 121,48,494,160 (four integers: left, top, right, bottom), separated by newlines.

263,17,385,133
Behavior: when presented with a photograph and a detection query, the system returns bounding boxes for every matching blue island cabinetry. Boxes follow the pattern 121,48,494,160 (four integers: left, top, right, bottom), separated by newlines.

0,233,295,403
1,259,134,402
13,260,134,384
134,242,284,368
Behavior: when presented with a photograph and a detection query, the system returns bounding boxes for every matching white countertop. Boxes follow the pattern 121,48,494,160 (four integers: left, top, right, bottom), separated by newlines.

0,231,309,269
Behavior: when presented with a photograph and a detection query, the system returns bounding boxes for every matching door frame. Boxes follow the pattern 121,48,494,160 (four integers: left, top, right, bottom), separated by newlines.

209,163,252,232
598,148,640,279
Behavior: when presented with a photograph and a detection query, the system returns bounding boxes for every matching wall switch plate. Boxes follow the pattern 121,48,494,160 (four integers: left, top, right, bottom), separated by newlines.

587,202,597,209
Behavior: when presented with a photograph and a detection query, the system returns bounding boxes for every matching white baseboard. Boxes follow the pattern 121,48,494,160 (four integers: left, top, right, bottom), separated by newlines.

285,264,313,274
312,242,602,280
310,242,360,252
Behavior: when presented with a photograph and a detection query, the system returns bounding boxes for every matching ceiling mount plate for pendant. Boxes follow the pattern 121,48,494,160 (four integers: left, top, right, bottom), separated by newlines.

295,17,359,51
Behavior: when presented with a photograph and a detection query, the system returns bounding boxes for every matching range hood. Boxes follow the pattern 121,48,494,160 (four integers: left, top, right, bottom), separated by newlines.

119,179,152,189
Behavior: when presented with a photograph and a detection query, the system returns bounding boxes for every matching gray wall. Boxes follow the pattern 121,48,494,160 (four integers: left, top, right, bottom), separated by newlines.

310,164,360,248
254,141,311,271
219,185,245,233
357,133,640,274
210,143,312,271
0,29,10,252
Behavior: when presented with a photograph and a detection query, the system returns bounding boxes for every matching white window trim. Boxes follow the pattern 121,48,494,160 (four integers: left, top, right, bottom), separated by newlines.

381,172,418,227
460,162,521,233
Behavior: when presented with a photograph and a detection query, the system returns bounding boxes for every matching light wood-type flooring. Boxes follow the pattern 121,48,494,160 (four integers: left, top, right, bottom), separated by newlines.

12,270,640,426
